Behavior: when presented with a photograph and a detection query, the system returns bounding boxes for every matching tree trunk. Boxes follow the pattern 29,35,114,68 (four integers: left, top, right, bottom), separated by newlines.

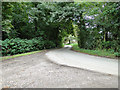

69,40,71,44
34,3,38,32
105,32,108,41
104,31,108,42
34,19,37,31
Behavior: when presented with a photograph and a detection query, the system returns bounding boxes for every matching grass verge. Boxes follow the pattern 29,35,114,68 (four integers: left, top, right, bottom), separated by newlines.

1,50,44,60
70,43,116,59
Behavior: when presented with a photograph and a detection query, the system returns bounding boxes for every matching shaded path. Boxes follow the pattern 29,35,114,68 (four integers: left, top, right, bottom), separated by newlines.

2,50,118,88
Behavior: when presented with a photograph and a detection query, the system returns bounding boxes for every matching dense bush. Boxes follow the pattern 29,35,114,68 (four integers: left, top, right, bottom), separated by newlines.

114,47,120,57
2,38,56,56
114,52,120,57
82,38,120,57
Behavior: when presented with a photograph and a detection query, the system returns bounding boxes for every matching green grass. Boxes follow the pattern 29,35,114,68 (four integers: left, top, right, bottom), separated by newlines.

1,50,43,60
71,43,116,59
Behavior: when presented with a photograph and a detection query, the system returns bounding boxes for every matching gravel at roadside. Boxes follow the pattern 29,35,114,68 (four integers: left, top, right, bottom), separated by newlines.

2,50,118,88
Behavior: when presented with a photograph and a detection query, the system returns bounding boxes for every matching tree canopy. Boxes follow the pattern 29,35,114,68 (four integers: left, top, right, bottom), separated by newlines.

2,2,120,56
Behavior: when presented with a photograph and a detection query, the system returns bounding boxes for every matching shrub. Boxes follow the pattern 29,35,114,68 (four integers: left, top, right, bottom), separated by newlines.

44,40,56,49
102,41,112,49
2,38,56,56
114,52,120,57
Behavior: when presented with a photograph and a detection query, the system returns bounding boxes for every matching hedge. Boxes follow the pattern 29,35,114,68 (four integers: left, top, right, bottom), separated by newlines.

1,38,56,56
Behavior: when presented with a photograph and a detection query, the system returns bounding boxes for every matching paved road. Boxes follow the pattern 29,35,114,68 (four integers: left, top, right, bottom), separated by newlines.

46,45,118,76
1,49,118,88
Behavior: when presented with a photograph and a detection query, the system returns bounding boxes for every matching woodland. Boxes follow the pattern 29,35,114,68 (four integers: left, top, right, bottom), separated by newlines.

1,2,120,57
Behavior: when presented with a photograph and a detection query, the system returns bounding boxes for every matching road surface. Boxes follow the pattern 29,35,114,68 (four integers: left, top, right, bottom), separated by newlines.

46,45,118,76
1,48,118,88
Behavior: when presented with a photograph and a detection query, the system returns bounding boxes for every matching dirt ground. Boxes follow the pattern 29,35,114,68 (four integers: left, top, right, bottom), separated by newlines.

1,50,118,88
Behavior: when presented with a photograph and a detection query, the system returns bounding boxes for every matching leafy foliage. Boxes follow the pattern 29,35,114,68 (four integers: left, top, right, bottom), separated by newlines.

2,2,120,57
2,38,56,56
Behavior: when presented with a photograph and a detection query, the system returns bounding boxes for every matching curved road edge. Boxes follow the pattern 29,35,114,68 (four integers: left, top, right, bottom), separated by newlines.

46,46,118,76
